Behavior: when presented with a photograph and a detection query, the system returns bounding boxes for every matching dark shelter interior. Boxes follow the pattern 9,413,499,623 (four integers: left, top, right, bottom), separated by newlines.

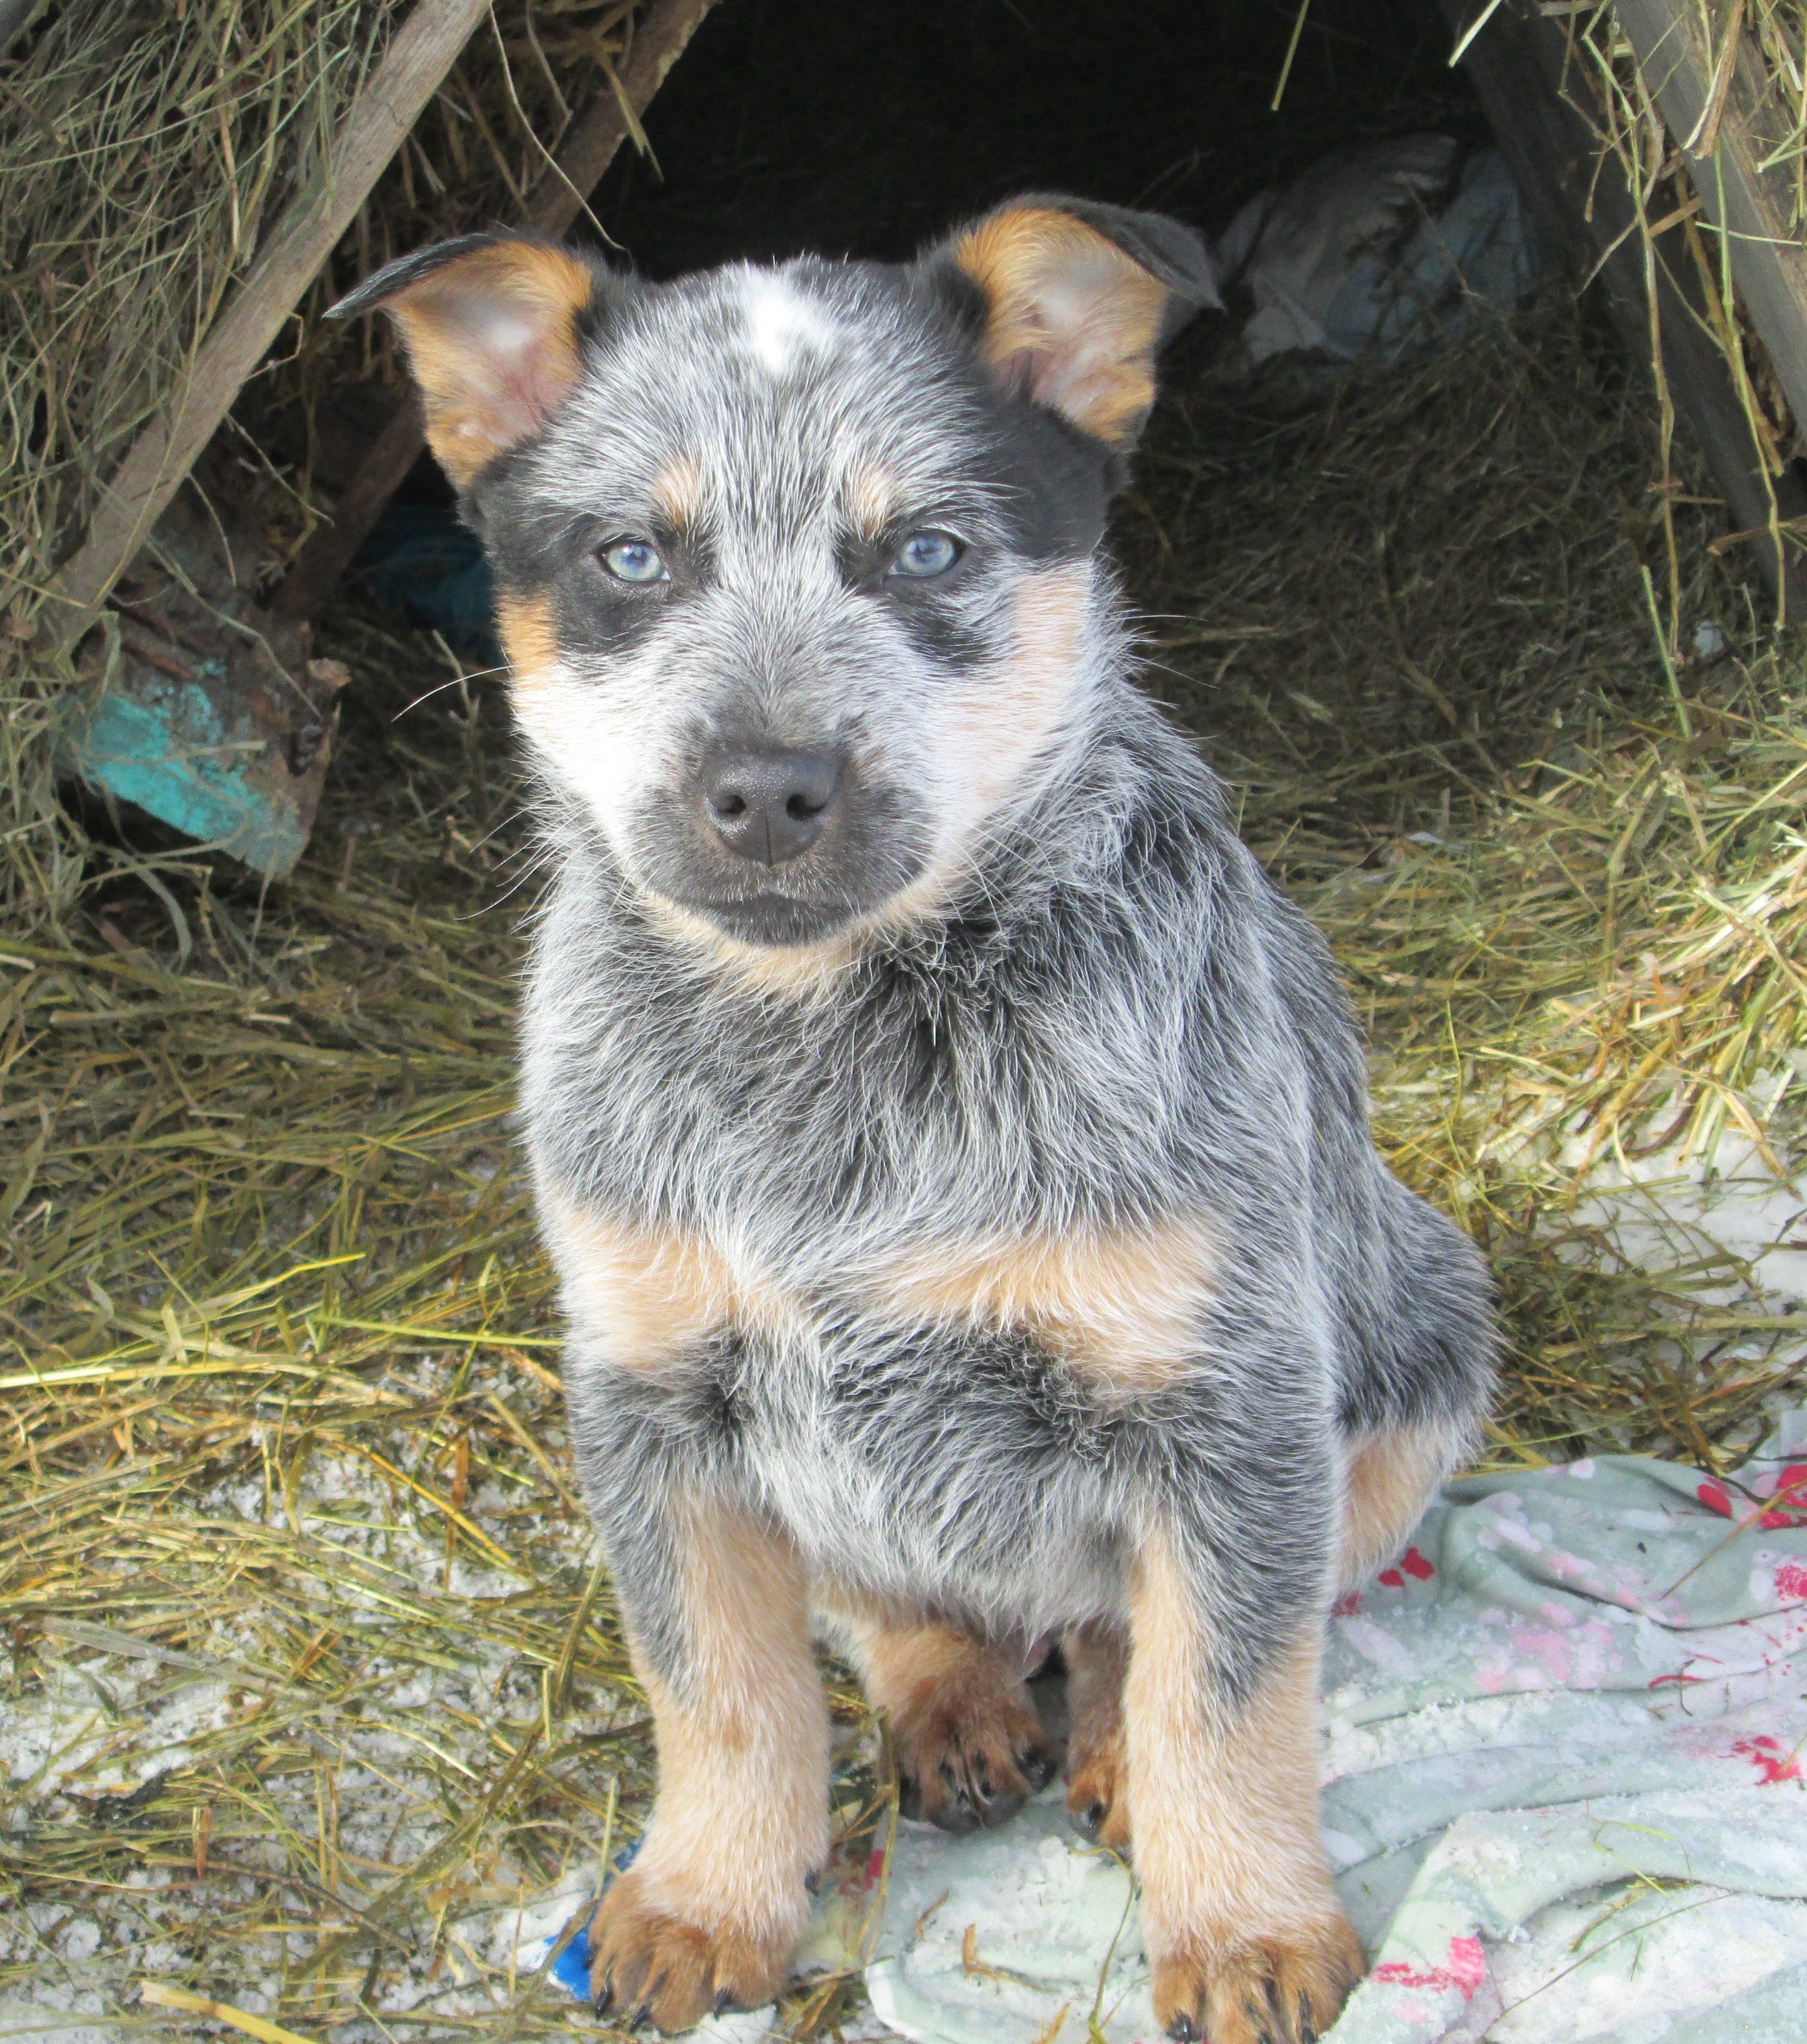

320,0,1727,875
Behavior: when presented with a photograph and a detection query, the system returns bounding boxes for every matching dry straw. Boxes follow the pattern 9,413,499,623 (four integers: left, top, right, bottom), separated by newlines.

1,1,641,932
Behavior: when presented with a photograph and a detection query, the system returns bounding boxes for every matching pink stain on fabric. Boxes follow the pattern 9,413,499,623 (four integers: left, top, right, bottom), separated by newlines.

1513,1627,1572,1683
1371,1936,1487,1999
1332,1591,1363,1617
1732,1734,1803,1785
1374,1546,1432,1589
1774,1561,1807,1603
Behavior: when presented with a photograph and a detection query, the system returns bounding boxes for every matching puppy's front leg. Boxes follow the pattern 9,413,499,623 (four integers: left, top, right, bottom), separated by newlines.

1127,1519,1363,2044
585,1486,828,2032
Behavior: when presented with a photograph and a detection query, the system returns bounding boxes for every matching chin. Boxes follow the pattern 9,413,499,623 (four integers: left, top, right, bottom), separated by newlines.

679,891,870,948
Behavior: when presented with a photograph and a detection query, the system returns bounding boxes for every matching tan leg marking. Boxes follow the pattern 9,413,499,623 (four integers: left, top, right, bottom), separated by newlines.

540,1196,793,1370
1062,1620,1129,1846
845,1618,1055,1834
588,1504,827,2030
1339,1422,1463,1592
868,1211,1215,1395
1126,1531,1363,2044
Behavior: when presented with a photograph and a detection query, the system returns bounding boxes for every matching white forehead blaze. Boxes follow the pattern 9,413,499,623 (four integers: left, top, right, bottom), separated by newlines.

738,271,840,378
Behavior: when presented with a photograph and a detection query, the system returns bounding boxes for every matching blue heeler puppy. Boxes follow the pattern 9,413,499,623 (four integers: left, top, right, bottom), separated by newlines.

335,195,1495,2044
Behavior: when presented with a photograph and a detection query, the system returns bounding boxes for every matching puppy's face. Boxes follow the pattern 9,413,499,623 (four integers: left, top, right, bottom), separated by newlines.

337,201,1217,952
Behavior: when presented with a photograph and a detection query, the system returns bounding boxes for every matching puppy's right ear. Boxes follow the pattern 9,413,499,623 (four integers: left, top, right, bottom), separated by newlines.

329,233,599,487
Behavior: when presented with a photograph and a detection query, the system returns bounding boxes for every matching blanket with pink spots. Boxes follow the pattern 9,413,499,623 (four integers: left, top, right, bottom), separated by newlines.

843,1417,1807,2043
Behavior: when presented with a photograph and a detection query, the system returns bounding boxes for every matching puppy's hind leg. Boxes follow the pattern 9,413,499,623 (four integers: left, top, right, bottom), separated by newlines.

1338,1420,1468,1593
840,1614,1057,1834
1062,1620,1129,1846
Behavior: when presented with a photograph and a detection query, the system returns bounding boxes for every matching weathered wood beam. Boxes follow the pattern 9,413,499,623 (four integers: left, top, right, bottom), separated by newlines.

268,0,720,627
1616,0,1807,440
40,0,492,656
1442,0,1807,616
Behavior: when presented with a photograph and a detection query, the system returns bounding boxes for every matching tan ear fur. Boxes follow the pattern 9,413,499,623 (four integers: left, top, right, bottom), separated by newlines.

379,241,595,486
952,206,1172,446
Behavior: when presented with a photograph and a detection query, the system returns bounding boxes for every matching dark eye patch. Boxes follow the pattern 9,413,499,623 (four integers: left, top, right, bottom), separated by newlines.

836,510,979,596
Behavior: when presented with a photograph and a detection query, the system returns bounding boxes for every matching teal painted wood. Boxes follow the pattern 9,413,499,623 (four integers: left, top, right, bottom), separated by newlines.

70,674,310,877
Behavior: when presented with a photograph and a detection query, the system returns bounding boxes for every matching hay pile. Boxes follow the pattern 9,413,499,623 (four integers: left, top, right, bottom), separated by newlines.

1,0,645,928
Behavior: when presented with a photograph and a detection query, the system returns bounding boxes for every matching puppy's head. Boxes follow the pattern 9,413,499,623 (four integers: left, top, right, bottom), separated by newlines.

334,198,1217,955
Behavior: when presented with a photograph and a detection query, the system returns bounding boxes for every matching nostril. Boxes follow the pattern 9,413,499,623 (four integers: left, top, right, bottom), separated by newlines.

700,746,842,865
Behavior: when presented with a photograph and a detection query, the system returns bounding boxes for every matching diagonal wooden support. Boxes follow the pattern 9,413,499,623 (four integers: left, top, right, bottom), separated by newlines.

39,0,493,656
1615,0,1807,442
268,0,720,627
1442,0,1807,617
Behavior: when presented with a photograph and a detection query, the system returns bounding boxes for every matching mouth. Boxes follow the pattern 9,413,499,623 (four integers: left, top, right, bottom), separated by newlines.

685,891,865,947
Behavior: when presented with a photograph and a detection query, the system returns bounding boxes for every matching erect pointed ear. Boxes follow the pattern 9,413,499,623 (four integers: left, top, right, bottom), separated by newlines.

930,195,1220,450
328,233,600,487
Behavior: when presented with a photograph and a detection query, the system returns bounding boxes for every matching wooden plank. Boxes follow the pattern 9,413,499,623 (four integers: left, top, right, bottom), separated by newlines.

1616,0,1807,440
268,0,720,627
1441,0,1807,616
66,476,349,879
40,0,492,655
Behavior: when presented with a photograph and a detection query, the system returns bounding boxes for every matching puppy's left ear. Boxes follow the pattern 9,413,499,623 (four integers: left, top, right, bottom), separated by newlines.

926,195,1220,452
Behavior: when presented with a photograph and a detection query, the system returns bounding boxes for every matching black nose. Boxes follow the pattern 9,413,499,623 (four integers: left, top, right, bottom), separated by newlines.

700,748,840,865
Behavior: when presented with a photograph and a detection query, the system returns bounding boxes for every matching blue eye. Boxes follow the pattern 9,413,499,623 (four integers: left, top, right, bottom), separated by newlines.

601,537,668,584
891,530,961,579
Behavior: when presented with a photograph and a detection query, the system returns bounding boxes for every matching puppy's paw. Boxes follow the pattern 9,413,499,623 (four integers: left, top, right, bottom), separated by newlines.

586,1869,791,2034
1063,1722,1130,1847
1151,1915,1365,2044
890,1653,1056,1835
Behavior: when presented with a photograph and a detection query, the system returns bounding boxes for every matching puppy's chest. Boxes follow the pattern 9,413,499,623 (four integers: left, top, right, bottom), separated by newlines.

543,1198,1217,1399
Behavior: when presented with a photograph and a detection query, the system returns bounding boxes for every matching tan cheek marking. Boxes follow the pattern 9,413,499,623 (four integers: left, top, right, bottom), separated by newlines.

943,567,1086,821
1339,1421,1461,1591
542,1200,793,1367
869,1213,1216,1393
1124,1530,1349,1961
952,207,1166,445
496,590,561,685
